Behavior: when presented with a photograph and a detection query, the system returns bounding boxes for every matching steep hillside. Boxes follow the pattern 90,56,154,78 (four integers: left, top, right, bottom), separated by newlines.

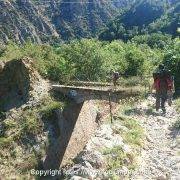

0,0,132,43
112,0,135,8
99,0,178,41
148,2,180,37
0,0,178,43
50,0,118,40
0,0,59,44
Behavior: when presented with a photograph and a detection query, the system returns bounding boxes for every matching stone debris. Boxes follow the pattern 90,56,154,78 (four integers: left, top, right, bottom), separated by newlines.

66,96,180,180
64,122,132,179
95,124,113,140
112,123,129,132
76,150,105,169
131,96,180,180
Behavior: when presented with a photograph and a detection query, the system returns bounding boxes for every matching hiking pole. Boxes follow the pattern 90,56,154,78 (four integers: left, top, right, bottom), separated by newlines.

108,91,113,124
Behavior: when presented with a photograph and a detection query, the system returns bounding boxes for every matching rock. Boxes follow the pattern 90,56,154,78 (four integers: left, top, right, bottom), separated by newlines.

86,134,124,151
70,176,89,180
21,104,30,111
82,161,93,169
146,135,153,143
156,175,167,180
65,164,82,177
78,166,97,179
95,124,113,140
123,157,132,166
0,61,5,72
122,144,132,153
157,116,167,123
0,122,5,136
32,144,40,152
66,165,96,179
86,137,111,150
112,134,124,146
76,150,105,169
116,166,129,177
112,123,128,132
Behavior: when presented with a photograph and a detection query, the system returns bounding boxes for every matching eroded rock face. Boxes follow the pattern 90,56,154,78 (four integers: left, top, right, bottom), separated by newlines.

0,58,39,111
0,0,125,43
0,0,59,43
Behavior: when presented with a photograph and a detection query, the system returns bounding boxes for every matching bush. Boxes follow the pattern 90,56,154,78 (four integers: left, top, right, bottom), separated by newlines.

131,33,173,49
0,39,163,83
103,146,135,171
173,118,180,129
175,98,180,113
163,38,180,92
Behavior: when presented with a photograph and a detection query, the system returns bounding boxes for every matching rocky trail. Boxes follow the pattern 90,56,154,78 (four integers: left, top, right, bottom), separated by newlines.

131,96,180,180
63,96,180,180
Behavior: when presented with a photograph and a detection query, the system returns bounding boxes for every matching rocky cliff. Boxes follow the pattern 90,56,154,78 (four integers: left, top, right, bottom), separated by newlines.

0,57,41,110
0,0,59,43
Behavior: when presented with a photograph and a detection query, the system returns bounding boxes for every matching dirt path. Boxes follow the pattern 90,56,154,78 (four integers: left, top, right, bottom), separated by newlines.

131,96,180,179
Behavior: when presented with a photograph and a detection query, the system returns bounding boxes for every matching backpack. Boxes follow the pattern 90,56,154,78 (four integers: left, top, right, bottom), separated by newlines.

153,69,172,91
114,72,120,79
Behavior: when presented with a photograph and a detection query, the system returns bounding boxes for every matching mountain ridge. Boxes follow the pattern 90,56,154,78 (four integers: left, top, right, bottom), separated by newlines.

0,0,129,43
0,0,178,44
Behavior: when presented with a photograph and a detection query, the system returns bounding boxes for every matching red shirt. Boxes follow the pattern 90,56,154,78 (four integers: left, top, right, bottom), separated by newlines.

154,77,173,91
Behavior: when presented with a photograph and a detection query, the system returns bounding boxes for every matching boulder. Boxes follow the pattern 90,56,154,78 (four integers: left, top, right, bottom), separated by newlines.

95,124,113,140
0,58,40,111
76,150,105,169
66,164,96,179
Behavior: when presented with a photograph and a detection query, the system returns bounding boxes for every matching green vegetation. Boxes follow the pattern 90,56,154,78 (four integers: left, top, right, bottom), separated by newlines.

119,116,144,147
115,114,144,148
118,76,150,88
102,99,144,179
163,38,180,91
131,33,174,49
104,146,135,169
99,0,170,41
99,1,179,42
0,95,66,177
0,96,64,147
0,35,179,90
173,118,180,129
40,96,64,120
0,39,162,81
18,153,39,173
174,99,180,129
117,98,145,147
175,98,180,113
148,2,180,37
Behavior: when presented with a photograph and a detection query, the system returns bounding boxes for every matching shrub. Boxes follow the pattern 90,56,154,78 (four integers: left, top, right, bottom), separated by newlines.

173,118,180,129
163,38,180,91
103,146,136,171
0,39,163,83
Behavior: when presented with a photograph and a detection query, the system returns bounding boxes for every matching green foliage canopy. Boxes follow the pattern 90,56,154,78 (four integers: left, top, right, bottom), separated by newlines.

0,38,167,83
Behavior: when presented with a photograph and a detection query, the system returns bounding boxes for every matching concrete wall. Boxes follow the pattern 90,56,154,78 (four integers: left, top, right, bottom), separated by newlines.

43,100,98,170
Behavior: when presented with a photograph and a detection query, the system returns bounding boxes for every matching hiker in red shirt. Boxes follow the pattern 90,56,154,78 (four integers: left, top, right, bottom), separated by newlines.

153,64,173,113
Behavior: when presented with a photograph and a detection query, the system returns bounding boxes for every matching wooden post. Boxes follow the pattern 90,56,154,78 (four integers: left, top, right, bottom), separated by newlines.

108,91,113,123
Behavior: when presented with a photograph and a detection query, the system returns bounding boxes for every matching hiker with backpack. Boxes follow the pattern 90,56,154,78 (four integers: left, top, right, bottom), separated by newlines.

153,64,174,113
112,70,120,88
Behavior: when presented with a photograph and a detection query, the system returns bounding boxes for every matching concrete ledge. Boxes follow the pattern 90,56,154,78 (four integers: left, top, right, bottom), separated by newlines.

43,100,98,170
